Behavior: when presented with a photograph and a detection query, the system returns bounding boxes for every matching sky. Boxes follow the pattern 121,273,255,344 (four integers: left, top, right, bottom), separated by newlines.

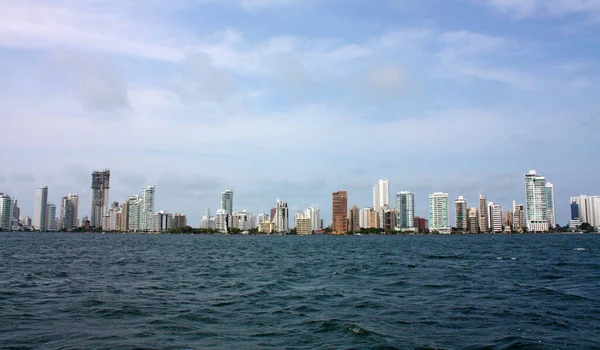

0,0,599,226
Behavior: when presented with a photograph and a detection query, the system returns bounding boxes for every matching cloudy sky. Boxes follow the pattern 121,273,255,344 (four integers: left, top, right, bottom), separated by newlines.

1,0,598,226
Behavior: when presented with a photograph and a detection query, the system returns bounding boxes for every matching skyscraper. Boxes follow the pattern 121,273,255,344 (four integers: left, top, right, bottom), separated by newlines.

120,200,130,232
304,207,321,232
34,185,48,231
349,205,360,232
127,195,142,232
546,182,556,228
91,170,110,227
332,191,348,234
9,198,19,230
396,191,415,231
455,196,468,232
479,194,489,233
429,192,450,234
275,199,289,233
468,207,479,233
488,202,502,233
360,208,371,228
525,170,550,232
373,179,389,215
47,203,57,231
0,194,11,231
221,190,233,215
512,201,525,231
569,195,600,228
140,185,155,231
60,193,79,230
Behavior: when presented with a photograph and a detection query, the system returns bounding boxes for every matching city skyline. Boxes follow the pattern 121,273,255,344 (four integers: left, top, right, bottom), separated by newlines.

1,1,599,227
4,168,597,232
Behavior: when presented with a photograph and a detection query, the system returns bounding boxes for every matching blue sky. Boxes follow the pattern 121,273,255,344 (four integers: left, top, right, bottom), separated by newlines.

0,0,599,226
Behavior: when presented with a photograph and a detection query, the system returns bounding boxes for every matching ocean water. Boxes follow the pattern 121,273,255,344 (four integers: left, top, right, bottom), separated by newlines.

1,233,599,349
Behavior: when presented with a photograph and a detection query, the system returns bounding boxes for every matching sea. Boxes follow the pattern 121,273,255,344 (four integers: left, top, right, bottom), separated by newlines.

0,232,599,349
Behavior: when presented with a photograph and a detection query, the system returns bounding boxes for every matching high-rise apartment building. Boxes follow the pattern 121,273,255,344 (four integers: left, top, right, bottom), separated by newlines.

414,216,428,233
512,201,525,231
525,170,550,232
383,209,397,230
429,192,450,234
304,207,321,232
60,193,79,230
468,207,479,234
359,208,371,228
9,198,19,230
91,170,110,227
503,210,512,228
47,203,57,231
368,210,380,229
152,211,172,232
119,200,130,232
0,194,11,231
34,185,48,231
172,213,187,228
140,185,155,232
455,196,468,232
349,205,360,232
221,190,233,215
127,195,141,232
332,191,348,234
546,182,556,228
294,212,312,235
275,199,289,233
479,194,488,233
570,195,600,228
488,202,502,233
396,191,415,231
373,179,389,214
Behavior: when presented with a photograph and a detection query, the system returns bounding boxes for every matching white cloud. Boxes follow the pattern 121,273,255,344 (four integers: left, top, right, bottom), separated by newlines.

0,0,185,61
437,30,535,88
479,0,600,18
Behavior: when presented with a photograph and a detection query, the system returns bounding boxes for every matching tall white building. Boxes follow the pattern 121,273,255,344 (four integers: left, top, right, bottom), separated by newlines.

304,207,321,231
525,170,550,232
373,179,389,214
488,202,502,233
127,195,142,232
200,208,216,230
0,194,11,231
429,192,450,234
396,191,415,230
140,185,155,232
34,185,49,231
275,199,289,233
47,203,57,231
215,209,228,232
221,190,233,215
479,194,489,233
359,208,371,228
546,182,556,228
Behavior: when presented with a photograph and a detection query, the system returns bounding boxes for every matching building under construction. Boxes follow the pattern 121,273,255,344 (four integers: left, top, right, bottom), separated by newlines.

90,170,110,228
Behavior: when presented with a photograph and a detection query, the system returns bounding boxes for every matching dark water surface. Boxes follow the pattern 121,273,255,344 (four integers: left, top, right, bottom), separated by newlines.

1,233,599,349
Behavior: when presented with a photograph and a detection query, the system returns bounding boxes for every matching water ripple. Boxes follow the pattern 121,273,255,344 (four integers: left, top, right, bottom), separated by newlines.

1,232,599,349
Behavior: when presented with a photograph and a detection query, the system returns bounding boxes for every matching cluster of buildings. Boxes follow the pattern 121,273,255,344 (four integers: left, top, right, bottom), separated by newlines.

327,170,574,235
0,170,187,233
570,195,600,229
199,192,321,235
1,169,599,234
